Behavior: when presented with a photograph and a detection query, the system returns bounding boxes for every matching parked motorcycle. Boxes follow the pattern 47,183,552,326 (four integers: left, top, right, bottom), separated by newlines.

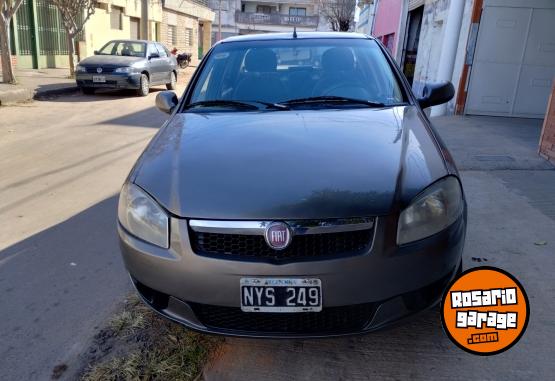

171,48,192,69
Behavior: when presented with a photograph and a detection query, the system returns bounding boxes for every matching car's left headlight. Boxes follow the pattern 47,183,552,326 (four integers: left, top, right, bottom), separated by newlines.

397,176,463,245
118,183,169,248
114,67,132,73
76,65,86,73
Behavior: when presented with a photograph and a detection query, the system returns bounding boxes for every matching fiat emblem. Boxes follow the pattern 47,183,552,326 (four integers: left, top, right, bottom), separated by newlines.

264,222,292,250
96,67,103,73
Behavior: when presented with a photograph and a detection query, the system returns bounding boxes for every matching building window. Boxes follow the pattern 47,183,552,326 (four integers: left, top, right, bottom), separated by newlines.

110,6,123,30
167,25,177,46
289,7,306,16
256,5,272,14
185,28,193,47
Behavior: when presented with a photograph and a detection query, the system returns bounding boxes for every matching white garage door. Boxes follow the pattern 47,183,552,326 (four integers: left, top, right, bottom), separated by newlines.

466,1,555,118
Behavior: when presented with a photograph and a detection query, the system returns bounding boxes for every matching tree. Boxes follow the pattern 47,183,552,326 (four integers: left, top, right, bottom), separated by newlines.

50,0,95,76
0,0,24,83
319,0,356,32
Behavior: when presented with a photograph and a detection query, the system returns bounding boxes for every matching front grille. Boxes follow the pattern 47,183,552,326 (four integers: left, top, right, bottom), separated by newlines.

85,67,115,73
190,228,373,262
190,303,376,334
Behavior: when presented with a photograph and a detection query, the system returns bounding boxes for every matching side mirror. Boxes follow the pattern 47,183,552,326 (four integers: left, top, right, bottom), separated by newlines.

417,81,455,109
94,50,99,55
149,53,160,59
156,91,178,114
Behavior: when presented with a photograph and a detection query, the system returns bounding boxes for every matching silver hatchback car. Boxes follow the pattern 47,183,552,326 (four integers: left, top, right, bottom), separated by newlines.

118,32,466,337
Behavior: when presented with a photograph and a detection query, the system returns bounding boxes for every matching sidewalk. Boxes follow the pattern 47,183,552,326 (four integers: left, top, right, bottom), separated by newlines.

0,68,77,106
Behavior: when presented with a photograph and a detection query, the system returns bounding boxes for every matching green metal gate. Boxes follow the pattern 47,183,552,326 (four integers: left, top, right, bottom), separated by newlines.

15,0,34,56
10,0,81,69
36,0,68,55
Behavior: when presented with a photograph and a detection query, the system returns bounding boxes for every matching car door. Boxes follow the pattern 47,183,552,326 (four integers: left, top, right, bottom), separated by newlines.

155,43,174,83
147,43,163,84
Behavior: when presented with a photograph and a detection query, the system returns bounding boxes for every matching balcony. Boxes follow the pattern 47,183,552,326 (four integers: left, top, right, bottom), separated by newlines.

235,11,319,28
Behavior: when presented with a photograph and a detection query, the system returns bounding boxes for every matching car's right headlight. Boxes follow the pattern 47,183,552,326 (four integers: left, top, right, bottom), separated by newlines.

76,65,87,73
114,67,132,73
118,183,169,248
397,176,463,245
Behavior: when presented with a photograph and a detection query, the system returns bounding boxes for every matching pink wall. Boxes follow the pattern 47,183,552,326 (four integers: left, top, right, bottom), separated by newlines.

372,0,403,56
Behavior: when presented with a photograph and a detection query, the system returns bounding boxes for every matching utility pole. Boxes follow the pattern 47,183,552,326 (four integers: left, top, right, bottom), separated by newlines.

218,0,222,41
141,0,149,40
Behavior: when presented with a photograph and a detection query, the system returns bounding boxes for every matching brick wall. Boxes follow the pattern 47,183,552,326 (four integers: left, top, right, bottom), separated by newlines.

161,9,199,63
539,80,555,163
0,55,17,70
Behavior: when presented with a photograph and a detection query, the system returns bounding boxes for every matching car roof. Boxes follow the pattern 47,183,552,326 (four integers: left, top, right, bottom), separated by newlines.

220,32,373,44
107,39,158,44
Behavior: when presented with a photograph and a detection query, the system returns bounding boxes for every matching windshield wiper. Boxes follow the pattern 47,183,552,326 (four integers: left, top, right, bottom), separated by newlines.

281,96,388,108
185,100,288,111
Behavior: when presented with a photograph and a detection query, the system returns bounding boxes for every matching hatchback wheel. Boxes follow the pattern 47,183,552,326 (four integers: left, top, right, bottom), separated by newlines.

166,72,177,90
137,74,149,97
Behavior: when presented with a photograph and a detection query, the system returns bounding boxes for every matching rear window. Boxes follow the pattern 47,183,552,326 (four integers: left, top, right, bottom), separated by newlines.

188,38,406,106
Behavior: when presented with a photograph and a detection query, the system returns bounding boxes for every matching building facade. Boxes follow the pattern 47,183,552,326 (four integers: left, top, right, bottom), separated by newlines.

400,0,555,118
160,0,215,63
208,0,321,44
371,0,404,57
3,0,214,70
82,0,163,60
355,1,376,36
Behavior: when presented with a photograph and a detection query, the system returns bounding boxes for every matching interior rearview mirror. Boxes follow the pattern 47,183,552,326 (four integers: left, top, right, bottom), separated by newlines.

417,81,455,109
156,91,178,114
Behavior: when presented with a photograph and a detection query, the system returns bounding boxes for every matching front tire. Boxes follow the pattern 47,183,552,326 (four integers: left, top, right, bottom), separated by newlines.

137,74,149,97
166,72,177,90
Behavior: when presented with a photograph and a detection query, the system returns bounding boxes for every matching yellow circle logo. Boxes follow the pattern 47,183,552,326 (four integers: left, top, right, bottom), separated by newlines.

441,266,529,355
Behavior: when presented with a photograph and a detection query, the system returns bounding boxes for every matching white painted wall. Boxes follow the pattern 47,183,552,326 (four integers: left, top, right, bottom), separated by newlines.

411,0,473,114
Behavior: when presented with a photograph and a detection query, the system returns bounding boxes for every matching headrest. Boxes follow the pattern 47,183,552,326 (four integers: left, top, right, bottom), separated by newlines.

322,48,355,72
244,49,277,72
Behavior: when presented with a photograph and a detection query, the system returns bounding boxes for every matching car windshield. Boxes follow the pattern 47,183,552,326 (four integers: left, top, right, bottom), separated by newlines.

187,38,406,110
97,41,146,57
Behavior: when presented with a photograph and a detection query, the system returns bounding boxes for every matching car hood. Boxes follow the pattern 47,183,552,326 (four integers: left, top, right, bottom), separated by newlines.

133,106,448,219
78,55,144,67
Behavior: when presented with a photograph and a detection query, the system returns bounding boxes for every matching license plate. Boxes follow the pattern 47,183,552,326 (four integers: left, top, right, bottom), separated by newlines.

92,75,106,83
240,278,322,312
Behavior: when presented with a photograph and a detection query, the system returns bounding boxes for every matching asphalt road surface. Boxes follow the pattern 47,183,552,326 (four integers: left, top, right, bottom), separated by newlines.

0,84,182,380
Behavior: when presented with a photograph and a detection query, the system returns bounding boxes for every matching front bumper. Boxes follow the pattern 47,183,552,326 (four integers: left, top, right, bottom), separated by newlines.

119,214,466,337
76,73,141,89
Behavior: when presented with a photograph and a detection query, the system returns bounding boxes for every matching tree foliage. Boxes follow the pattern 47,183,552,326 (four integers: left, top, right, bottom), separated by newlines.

319,0,357,32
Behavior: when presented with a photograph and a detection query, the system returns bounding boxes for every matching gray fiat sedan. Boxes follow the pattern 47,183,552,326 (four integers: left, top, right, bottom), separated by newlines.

76,40,177,96
118,32,466,337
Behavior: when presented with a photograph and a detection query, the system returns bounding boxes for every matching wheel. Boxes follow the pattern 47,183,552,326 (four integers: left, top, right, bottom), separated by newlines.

179,60,189,69
166,71,177,90
81,87,95,95
137,74,149,96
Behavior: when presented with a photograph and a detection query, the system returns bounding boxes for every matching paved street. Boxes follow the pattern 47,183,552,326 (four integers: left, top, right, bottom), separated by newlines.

0,81,187,380
1,89,555,380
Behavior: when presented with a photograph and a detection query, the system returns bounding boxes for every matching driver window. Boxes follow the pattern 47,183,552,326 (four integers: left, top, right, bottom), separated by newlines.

148,44,159,58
